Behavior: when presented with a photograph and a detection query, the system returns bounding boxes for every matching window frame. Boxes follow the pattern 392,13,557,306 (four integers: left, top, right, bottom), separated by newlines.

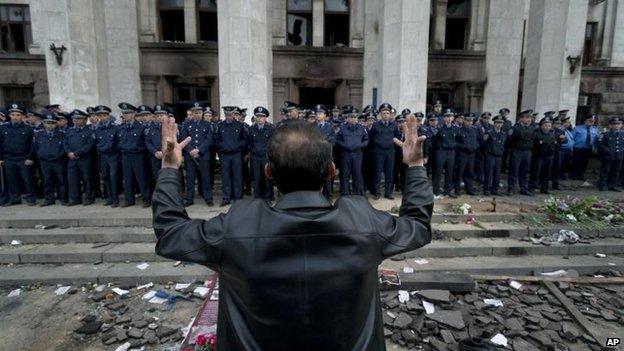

445,0,470,50
158,0,185,42
0,4,31,53
286,0,313,46
323,0,350,47
197,0,218,43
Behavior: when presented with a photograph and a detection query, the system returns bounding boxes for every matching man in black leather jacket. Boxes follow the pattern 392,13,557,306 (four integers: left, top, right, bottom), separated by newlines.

152,115,433,351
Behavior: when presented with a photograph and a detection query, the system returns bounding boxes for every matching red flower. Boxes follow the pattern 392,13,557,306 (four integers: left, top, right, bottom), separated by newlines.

197,334,207,346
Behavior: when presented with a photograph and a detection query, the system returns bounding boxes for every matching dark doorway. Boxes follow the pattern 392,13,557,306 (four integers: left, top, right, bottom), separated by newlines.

173,84,211,123
299,87,335,109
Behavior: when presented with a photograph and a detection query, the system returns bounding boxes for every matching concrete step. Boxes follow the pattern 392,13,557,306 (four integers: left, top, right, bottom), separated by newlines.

2,238,624,265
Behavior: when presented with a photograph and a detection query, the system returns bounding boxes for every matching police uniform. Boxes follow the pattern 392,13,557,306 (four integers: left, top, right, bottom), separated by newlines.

550,117,568,190
433,111,460,196
0,108,8,205
482,116,507,195
530,118,557,194
499,108,513,173
369,103,400,199
204,106,219,189
179,107,214,206
238,107,253,196
363,112,376,194
145,105,167,183
474,112,493,184
34,113,68,206
248,106,274,200
215,107,248,205
117,103,151,207
423,113,439,178
507,110,536,195
314,105,337,199
64,109,96,205
276,101,300,128
0,103,37,205
336,110,369,196
555,116,574,183
571,115,600,181
597,117,624,191
94,105,120,207
454,114,479,195
393,111,409,193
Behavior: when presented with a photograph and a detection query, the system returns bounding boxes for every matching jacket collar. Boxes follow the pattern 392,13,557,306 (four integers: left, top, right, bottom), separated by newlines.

274,191,333,210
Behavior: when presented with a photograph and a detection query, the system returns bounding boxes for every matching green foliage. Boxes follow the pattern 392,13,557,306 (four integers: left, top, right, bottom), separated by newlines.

541,195,624,225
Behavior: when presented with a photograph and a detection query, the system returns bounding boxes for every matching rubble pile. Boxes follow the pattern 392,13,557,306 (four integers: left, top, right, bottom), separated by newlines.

382,281,607,351
568,283,624,326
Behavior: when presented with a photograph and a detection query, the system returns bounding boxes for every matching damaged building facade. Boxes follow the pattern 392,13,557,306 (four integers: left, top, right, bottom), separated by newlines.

1,0,624,123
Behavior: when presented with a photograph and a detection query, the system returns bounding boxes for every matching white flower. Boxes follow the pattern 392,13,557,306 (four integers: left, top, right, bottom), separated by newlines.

604,214,614,222
566,214,577,222
459,203,472,215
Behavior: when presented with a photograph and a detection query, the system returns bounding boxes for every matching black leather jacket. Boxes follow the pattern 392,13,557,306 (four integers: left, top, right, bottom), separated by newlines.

153,166,433,350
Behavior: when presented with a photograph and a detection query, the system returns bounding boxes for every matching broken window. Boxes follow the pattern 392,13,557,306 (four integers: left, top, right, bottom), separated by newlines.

445,0,469,50
583,22,597,66
287,0,312,46
198,0,218,42
1,86,33,109
160,0,185,42
324,0,349,47
0,5,31,53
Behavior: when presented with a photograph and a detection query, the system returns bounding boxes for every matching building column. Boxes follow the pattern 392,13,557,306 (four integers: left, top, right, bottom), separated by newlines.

378,0,430,112
218,0,273,115
272,0,287,45
610,0,624,67
312,0,324,47
30,0,141,110
468,0,488,51
521,0,588,115
432,0,447,50
363,0,380,106
349,0,365,48
184,0,197,43
482,0,526,118
137,0,158,42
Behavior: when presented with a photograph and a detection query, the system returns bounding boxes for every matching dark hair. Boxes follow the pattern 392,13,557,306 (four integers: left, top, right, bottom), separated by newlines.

268,121,332,193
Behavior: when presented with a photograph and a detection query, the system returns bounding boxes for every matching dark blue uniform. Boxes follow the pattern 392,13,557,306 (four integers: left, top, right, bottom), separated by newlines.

145,123,163,182
393,128,406,193
474,122,493,183
0,122,37,205
34,129,67,204
455,125,479,194
180,120,214,204
597,129,624,190
507,123,536,194
433,124,460,196
336,123,369,195
215,120,247,203
317,121,337,199
369,120,399,198
482,129,507,195
64,125,96,204
117,120,151,205
248,123,275,199
0,121,7,205
423,124,438,177
95,120,121,206
530,130,557,193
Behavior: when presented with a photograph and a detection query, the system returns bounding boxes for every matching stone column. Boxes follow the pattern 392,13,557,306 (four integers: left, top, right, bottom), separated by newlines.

350,0,365,48
312,0,324,47
468,0,488,51
378,0,430,111
521,0,589,115
137,0,158,42
184,0,197,43
272,0,287,45
610,0,624,67
482,0,526,118
432,0,447,50
363,0,380,105
218,0,273,115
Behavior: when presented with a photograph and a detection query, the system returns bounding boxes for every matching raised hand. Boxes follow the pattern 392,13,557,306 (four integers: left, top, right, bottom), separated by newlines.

161,117,191,169
402,115,426,167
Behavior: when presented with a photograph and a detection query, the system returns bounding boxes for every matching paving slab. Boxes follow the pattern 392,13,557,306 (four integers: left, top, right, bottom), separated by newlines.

0,263,113,286
102,243,164,262
18,244,109,264
97,262,212,286
0,245,33,264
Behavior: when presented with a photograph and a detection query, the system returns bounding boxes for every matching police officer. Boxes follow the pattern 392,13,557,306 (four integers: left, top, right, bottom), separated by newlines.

0,103,37,206
432,100,444,124
483,115,507,195
571,115,599,181
499,107,513,173
507,110,536,196
56,112,70,132
363,111,376,194
277,101,300,127
0,108,8,205
136,105,153,126
393,111,408,193
423,113,439,178
455,113,479,195
179,103,214,206
146,105,168,183
474,112,492,184
93,105,120,207
433,109,460,197
336,107,369,195
204,106,219,189
34,112,67,206
64,109,96,206
597,117,624,192
26,110,44,131
550,117,568,190
315,104,337,199
369,103,399,200
248,106,275,200
215,106,247,206
530,118,558,194
117,102,151,207
237,107,253,196
556,115,574,182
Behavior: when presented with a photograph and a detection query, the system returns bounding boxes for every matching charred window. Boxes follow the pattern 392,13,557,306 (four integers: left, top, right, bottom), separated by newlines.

324,0,349,47
198,0,218,43
287,0,312,46
160,0,185,42
445,0,469,50
0,5,31,53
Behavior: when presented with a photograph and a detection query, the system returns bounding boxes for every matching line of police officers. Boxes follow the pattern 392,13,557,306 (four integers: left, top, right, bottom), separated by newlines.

1,100,623,208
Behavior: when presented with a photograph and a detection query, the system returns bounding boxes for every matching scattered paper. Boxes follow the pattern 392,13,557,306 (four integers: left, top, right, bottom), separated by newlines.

414,258,429,265
423,300,435,314
490,333,508,347
142,290,157,300
175,283,191,291
8,288,21,297
149,296,167,304
112,287,129,296
136,282,153,290
193,286,209,298
54,286,71,295
94,284,105,292
9,240,21,247
540,269,568,277
594,275,605,278
398,290,410,303
114,342,131,351
136,262,150,270
483,298,504,307
595,253,606,258
607,262,616,266
509,281,522,290
403,266,414,273
386,311,397,319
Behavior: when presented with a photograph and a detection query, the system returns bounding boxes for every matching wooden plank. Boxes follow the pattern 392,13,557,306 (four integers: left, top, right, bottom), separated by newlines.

380,272,475,292
472,274,624,284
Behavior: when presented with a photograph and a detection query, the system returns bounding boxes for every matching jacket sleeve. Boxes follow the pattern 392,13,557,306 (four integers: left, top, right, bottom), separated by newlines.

361,129,369,149
336,130,347,150
26,129,35,160
0,127,4,160
152,168,225,268
198,130,213,156
239,125,248,152
76,132,96,156
145,130,158,155
374,166,433,259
